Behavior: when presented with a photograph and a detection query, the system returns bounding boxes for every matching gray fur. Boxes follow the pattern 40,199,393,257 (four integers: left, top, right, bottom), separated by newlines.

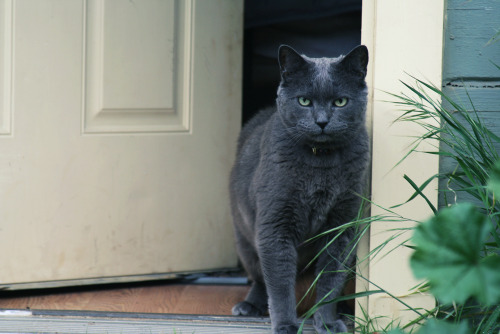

230,45,369,334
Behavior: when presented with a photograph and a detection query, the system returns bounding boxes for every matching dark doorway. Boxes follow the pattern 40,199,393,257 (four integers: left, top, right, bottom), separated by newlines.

242,0,363,124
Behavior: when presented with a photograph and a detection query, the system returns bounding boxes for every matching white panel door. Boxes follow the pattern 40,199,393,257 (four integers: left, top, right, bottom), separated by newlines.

0,0,243,287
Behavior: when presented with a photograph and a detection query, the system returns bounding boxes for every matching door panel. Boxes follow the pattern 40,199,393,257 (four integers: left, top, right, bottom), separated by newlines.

84,0,190,133
0,0,242,287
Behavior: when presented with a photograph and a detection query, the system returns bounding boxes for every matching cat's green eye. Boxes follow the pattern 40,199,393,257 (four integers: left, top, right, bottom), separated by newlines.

334,97,348,107
298,97,311,107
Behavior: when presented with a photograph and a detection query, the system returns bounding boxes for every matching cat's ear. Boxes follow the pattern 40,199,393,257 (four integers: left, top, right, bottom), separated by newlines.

278,45,308,80
339,45,369,79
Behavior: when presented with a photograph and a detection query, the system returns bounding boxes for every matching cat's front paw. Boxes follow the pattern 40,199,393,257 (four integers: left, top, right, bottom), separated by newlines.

232,301,266,316
274,324,298,334
313,319,348,334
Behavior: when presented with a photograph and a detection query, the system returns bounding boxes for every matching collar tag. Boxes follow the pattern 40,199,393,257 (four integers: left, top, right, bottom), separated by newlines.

311,146,335,156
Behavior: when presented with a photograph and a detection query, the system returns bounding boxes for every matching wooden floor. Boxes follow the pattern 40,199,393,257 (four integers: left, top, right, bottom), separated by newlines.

0,278,356,333
0,281,250,315
0,277,320,317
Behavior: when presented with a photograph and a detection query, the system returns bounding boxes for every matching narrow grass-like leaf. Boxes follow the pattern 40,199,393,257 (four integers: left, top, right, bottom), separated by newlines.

383,72,500,333
486,30,500,45
399,174,437,214
488,160,500,198
477,305,500,334
297,290,384,333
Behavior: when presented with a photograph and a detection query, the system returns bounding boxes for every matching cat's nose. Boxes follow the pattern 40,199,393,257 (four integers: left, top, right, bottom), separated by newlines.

316,121,328,129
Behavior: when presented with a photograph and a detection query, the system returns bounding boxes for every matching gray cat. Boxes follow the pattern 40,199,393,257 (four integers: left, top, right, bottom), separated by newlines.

230,45,369,334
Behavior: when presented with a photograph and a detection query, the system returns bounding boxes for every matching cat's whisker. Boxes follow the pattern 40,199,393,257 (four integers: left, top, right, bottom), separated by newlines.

288,132,304,146
285,128,306,146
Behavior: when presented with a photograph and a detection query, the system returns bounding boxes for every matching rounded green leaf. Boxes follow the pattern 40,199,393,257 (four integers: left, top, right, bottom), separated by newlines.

410,203,500,305
417,319,470,334
386,319,470,334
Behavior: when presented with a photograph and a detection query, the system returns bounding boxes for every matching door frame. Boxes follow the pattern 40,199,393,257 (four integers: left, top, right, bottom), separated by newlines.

357,0,445,326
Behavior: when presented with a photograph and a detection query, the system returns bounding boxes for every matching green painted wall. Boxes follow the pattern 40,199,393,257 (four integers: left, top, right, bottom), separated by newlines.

440,0,500,206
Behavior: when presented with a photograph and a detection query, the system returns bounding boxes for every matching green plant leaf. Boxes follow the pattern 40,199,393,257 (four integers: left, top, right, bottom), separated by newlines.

410,203,500,305
486,29,500,46
387,319,471,334
479,305,500,333
417,319,470,334
488,159,500,198
401,174,437,214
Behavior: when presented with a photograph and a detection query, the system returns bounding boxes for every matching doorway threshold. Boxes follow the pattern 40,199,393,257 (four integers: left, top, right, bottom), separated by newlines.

0,309,316,333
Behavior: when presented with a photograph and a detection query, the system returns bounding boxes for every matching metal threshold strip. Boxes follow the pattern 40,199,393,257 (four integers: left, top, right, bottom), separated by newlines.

0,269,246,291
0,309,316,334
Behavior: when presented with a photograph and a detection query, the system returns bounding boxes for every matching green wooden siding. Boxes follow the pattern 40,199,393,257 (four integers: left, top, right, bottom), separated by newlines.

440,0,500,206
442,0,500,80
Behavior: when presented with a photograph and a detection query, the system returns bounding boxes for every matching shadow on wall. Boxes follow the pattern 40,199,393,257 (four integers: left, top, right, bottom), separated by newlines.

242,0,362,124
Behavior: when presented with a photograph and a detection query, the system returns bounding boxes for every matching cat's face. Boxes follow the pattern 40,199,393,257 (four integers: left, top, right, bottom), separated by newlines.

276,45,368,146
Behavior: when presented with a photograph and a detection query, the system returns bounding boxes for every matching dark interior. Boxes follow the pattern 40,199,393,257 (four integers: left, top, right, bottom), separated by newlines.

242,0,362,124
